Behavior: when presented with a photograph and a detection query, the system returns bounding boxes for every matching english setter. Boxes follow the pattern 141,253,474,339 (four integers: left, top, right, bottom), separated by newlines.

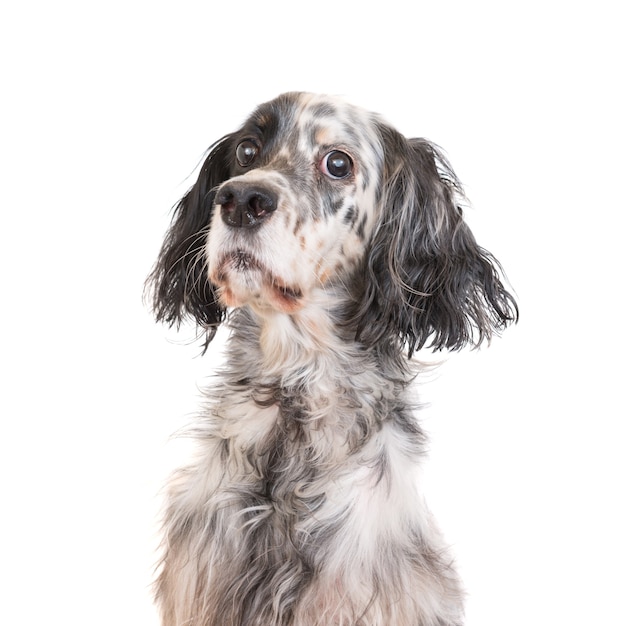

147,92,518,626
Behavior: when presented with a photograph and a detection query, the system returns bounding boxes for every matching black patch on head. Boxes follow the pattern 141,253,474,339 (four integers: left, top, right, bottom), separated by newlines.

232,96,297,173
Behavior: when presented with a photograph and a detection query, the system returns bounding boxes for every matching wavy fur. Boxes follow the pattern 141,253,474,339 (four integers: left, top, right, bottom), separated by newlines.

146,92,518,625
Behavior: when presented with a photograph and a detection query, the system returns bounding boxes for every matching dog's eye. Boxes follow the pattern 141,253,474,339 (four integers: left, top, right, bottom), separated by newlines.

236,140,259,167
322,151,353,179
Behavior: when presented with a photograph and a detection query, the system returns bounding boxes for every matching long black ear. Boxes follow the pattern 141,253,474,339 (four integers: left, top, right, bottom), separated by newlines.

145,134,235,345
356,126,518,356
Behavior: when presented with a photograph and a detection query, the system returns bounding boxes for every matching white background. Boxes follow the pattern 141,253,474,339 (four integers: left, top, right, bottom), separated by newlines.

1,1,624,624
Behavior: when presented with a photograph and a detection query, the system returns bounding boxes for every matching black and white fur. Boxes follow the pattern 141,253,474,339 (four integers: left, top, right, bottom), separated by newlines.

147,92,518,626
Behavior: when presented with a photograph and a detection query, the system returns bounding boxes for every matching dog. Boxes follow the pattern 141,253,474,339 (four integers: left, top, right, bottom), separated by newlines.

147,92,518,625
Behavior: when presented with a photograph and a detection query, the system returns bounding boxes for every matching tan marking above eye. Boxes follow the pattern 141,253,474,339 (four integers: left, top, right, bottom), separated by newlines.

315,128,332,145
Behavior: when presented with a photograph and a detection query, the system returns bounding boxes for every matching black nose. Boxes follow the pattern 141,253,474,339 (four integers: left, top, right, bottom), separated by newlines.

216,182,278,229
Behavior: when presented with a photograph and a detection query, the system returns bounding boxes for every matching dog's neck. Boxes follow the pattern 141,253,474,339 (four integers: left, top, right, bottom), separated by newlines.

216,305,408,457
222,288,412,402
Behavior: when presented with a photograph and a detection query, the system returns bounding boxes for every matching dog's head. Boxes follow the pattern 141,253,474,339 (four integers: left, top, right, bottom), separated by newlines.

147,92,517,354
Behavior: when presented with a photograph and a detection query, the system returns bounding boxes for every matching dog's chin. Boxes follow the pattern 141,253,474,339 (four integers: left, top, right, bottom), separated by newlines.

211,251,304,314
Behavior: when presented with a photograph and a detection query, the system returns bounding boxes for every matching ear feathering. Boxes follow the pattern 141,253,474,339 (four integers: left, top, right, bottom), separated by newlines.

145,135,235,345
355,124,518,356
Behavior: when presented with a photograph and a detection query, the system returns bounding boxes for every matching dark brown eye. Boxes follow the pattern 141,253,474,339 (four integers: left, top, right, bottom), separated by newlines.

236,140,258,167
322,150,353,179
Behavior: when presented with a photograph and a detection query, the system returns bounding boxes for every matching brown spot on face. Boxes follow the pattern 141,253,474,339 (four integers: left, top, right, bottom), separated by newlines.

315,127,332,146
282,210,292,230
218,286,239,308
299,235,307,250
316,259,336,284
256,112,273,129
318,267,331,284
292,215,303,236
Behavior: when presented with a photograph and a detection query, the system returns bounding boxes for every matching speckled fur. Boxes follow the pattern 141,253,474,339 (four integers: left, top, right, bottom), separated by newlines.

147,92,517,625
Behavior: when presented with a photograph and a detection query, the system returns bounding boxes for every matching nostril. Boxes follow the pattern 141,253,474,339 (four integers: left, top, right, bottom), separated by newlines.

215,189,235,210
222,198,236,216
248,193,274,218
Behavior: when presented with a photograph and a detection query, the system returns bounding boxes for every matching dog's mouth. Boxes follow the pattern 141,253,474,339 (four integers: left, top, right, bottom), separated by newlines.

212,250,303,312
229,249,260,273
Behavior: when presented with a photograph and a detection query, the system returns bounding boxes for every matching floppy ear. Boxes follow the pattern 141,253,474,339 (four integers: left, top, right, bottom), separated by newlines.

356,126,518,356
145,134,235,345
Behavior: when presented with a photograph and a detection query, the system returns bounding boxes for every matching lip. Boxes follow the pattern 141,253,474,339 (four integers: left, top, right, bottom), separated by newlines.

269,281,302,310
225,249,260,274
212,249,303,312
211,249,255,282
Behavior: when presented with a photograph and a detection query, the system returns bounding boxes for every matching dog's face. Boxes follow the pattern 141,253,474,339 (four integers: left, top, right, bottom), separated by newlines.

207,92,383,314
148,92,517,354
